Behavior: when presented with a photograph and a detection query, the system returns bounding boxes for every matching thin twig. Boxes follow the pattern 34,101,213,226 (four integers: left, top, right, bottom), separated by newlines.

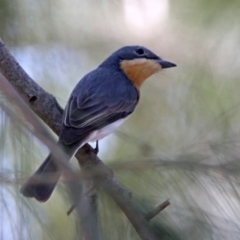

67,204,76,216
145,199,170,221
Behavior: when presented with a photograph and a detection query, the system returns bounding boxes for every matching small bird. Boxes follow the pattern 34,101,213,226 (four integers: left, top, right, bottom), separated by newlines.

20,45,176,202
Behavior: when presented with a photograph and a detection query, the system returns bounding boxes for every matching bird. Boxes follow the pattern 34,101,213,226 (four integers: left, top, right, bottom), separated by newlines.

20,45,176,202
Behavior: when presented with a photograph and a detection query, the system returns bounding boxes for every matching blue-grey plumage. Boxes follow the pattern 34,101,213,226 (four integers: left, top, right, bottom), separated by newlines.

20,45,176,202
61,68,139,145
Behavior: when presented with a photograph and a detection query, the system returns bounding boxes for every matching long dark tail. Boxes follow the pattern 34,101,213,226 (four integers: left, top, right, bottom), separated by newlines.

20,141,82,202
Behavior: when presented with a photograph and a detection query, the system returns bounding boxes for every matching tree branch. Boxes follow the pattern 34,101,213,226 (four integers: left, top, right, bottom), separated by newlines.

0,38,160,240
0,73,100,240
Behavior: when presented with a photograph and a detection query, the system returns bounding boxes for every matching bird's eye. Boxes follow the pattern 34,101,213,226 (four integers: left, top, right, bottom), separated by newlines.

135,48,145,56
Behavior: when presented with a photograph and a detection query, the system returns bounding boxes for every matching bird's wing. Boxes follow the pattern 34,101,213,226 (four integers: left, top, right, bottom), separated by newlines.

59,69,138,145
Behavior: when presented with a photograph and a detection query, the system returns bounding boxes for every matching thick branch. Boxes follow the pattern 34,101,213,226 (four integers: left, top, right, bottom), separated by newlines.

0,41,62,134
0,38,159,240
0,73,100,240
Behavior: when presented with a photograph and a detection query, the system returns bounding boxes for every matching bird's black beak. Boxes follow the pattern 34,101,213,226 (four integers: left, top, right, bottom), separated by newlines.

157,59,176,69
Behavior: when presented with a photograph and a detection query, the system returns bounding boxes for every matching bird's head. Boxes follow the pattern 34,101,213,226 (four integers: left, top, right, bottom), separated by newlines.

99,45,176,88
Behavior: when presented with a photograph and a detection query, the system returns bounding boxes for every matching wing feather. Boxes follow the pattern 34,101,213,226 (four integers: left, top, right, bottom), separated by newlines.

60,68,139,145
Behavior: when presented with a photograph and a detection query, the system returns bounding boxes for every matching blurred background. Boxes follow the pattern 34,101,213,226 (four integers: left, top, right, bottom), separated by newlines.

1,0,240,239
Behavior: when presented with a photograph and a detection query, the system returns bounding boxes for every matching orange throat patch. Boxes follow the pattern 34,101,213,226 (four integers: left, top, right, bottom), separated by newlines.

120,58,161,88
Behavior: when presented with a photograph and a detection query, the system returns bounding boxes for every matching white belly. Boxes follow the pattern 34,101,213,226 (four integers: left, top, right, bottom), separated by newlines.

81,118,127,146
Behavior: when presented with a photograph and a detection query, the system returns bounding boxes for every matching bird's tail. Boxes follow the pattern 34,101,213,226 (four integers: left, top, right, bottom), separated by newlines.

20,141,81,202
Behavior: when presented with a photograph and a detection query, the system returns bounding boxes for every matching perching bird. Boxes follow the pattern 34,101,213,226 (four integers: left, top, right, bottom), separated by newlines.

20,45,176,202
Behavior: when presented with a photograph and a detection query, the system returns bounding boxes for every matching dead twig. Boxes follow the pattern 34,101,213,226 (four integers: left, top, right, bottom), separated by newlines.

145,199,170,221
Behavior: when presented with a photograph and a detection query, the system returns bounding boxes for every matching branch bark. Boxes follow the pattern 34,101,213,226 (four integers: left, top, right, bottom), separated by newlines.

0,38,160,240
0,72,100,240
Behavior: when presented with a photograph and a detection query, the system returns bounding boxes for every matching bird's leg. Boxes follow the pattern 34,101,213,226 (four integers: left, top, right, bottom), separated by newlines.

94,141,99,154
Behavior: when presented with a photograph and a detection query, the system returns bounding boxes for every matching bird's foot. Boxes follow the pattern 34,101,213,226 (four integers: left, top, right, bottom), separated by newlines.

94,141,99,154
